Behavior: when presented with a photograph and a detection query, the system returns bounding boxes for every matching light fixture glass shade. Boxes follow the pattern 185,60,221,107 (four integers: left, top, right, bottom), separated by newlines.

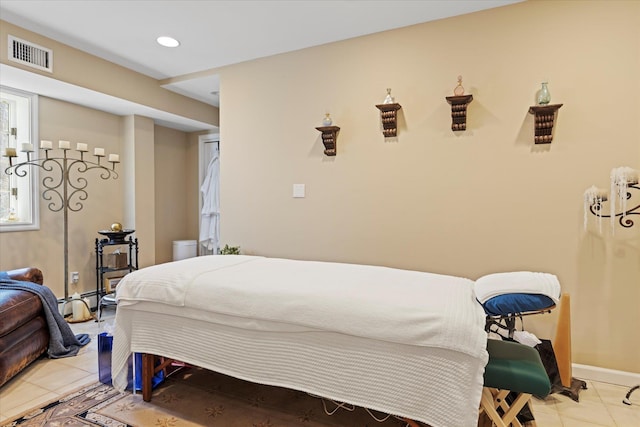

157,36,180,47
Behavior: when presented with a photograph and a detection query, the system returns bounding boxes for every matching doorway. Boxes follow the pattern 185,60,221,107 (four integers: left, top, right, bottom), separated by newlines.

198,133,220,255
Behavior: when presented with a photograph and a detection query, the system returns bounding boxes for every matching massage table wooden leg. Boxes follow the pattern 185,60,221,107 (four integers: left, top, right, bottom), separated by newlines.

142,353,154,402
141,354,179,401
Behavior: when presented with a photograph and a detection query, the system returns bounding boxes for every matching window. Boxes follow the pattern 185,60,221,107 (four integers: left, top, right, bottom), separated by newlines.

0,86,39,231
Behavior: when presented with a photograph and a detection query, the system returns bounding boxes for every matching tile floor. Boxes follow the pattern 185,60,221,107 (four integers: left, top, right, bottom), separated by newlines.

0,314,638,426
0,311,113,424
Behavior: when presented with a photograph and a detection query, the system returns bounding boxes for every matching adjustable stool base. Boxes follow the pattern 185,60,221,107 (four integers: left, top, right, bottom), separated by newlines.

557,377,587,402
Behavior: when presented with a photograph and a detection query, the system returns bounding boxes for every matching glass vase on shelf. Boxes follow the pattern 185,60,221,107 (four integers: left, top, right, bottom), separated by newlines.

322,113,332,126
453,75,465,96
537,82,551,105
383,88,394,104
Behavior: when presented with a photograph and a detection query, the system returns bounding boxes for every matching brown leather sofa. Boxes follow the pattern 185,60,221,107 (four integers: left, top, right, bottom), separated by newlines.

0,267,49,387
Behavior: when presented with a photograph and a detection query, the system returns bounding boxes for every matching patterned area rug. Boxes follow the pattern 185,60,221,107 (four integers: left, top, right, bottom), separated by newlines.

2,366,422,426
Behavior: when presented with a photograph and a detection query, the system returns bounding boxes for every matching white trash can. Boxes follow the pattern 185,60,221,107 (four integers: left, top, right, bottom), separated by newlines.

173,240,197,261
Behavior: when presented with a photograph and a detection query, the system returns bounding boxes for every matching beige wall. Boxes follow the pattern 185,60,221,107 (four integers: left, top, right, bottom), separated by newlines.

218,0,640,373
154,125,190,264
123,115,156,269
153,129,203,263
186,132,206,241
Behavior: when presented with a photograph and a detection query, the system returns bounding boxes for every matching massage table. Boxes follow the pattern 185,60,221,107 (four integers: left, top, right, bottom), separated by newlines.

111,255,488,427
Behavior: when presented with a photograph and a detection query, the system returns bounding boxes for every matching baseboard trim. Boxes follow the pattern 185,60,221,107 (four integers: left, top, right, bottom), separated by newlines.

573,363,640,387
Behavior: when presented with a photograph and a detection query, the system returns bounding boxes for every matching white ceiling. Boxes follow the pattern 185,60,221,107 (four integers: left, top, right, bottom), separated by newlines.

0,0,522,130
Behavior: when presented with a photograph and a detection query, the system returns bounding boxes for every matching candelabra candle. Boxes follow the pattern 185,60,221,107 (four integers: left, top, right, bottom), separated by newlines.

21,143,34,152
40,140,53,150
94,147,105,157
58,140,70,150
108,154,120,163
3,147,17,157
584,185,608,232
76,143,88,152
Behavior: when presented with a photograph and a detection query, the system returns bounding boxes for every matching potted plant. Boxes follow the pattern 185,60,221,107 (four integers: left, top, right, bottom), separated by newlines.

219,244,240,255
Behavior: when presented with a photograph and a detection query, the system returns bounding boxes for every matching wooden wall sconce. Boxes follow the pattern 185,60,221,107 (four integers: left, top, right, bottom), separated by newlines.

445,95,473,131
315,126,340,156
528,104,563,144
375,103,402,137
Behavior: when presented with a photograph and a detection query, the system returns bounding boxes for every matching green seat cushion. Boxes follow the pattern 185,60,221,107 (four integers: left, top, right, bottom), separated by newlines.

484,339,551,397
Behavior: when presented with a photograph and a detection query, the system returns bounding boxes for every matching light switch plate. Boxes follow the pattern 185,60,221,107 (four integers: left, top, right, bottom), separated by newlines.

293,184,305,198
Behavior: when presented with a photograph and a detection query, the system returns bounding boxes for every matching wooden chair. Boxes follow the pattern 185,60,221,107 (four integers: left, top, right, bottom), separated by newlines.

480,339,551,427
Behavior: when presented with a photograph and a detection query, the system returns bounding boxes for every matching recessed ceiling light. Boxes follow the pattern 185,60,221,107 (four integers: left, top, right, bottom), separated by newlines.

156,36,180,48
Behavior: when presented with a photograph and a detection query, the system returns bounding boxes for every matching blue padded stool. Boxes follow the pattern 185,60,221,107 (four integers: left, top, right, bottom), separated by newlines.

480,339,551,427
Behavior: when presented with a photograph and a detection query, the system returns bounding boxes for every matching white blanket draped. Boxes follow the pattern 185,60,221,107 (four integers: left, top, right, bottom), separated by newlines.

112,255,489,427
116,255,487,357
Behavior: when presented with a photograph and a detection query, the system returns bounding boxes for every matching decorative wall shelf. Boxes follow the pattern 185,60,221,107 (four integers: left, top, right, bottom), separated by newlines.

315,126,340,156
375,103,402,137
528,104,563,144
445,95,473,131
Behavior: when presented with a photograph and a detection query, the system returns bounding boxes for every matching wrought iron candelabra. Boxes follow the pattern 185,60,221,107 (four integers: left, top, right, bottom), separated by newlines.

3,140,120,303
585,171,639,405
588,183,639,228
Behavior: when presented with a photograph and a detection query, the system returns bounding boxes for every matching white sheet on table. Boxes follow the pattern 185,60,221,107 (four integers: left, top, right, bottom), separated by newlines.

116,255,487,358
112,305,487,427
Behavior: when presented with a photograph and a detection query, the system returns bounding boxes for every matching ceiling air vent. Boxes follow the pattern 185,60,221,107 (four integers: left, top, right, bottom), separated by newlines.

8,35,53,73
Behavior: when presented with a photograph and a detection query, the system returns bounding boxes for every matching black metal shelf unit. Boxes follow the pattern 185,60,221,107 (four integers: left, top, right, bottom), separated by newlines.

95,236,139,299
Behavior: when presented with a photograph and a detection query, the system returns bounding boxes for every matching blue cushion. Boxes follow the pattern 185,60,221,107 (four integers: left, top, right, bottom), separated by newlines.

482,293,555,316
